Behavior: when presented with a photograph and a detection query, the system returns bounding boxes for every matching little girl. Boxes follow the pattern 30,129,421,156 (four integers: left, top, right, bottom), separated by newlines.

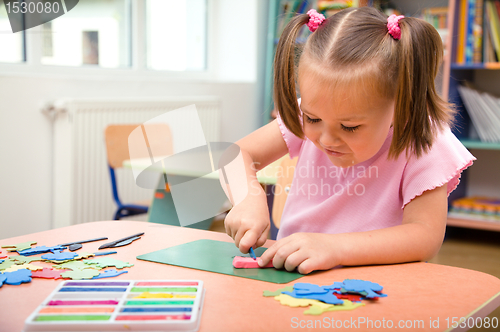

224,6,475,274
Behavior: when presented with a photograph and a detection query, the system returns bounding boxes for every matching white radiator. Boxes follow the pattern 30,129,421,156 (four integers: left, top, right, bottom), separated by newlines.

44,97,221,228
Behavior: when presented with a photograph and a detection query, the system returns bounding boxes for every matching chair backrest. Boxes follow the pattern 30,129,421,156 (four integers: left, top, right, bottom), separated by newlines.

271,155,298,229
104,124,173,169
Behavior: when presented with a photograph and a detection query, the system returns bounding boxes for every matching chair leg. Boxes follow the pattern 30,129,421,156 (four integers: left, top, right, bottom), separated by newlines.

114,210,122,220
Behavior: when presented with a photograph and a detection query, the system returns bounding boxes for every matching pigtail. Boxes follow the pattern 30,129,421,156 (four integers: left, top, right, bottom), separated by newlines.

274,14,310,139
390,18,454,159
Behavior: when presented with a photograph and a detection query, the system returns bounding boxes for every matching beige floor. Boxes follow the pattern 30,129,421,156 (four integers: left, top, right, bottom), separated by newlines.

429,227,500,331
210,220,500,330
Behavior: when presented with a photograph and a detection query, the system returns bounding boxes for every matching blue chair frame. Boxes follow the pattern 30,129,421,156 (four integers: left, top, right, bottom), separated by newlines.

108,165,148,220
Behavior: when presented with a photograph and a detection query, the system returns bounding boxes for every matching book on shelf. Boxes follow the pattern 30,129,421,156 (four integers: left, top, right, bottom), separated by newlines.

457,0,468,64
450,196,500,222
275,1,363,43
465,0,476,63
485,0,500,61
275,0,314,42
473,0,484,63
457,81,500,142
455,0,500,65
420,6,449,53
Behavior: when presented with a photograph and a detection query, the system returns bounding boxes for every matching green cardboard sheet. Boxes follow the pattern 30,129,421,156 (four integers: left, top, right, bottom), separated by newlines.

136,239,303,284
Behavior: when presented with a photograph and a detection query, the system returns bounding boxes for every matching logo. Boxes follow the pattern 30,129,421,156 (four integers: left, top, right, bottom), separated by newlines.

128,105,248,227
3,0,79,33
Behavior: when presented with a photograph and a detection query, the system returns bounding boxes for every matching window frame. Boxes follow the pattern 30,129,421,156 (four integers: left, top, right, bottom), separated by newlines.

0,0,214,82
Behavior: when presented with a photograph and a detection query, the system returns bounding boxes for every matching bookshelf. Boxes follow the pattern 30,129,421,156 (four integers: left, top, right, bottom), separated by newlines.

445,0,500,232
264,0,500,231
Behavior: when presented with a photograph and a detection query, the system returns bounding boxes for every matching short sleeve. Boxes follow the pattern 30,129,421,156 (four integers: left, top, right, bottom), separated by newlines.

275,104,305,159
401,127,475,208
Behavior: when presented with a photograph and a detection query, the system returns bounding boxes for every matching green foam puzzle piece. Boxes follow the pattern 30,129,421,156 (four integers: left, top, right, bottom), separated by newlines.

1,241,37,252
263,286,294,296
53,260,96,271
137,239,303,284
61,269,101,280
84,257,133,269
340,287,368,296
0,259,16,271
10,255,44,264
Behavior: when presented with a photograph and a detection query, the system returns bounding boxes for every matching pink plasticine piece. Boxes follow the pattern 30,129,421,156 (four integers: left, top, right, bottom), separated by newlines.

233,256,274,269
48,300,119,306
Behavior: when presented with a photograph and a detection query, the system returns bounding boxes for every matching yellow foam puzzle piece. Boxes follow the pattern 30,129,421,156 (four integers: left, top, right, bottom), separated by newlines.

133,292,196,299
303,300,365,315
274,294,333,309
4,263,44,272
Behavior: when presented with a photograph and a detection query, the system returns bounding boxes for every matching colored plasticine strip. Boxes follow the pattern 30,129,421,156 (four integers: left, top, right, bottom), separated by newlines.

233,256,274,268
130,287,197,292
34,315,111,321
131,293,196,299
64,281,129,286
116,315,191,321
39,307,115,314
125,300,194,306
121,307,192,312
48,300,119,306
135,281,198,286
59,287,127,292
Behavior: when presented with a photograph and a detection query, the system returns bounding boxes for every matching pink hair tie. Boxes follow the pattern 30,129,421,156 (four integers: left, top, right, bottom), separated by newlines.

387,14,404,40
306,9,325,32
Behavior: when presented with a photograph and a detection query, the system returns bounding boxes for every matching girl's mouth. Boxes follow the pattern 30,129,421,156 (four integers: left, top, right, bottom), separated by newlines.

324,148,346,157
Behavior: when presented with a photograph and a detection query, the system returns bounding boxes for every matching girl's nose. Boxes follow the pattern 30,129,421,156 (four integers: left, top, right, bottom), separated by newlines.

319,130,341,148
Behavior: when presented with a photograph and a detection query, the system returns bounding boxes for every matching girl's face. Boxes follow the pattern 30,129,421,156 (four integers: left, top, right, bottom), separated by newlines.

298,70,395,168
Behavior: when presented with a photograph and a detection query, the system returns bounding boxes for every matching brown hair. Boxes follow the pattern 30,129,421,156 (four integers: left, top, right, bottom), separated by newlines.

274,6,454,159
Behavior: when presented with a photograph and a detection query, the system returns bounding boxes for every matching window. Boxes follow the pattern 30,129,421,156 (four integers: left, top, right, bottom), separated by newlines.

41,0,132,68
146,0,207,71
0,2,25,63
0,0,209,73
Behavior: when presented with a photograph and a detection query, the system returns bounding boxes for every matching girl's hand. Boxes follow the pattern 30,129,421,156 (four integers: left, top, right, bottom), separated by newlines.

224,189,270,254
258,233,341,274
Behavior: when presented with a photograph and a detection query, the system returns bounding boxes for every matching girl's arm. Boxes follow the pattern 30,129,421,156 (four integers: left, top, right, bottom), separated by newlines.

222,119,289,253
258,184,448,274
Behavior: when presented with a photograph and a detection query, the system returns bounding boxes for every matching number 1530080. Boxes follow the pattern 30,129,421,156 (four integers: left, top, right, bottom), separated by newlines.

5,1,61,14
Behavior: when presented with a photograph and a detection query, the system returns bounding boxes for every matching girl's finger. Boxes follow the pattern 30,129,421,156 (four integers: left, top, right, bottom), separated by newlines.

256,225,270,248
296,258,315,275
233,227,246,249
271,242,300,270
238,229,259,253
283,249,308,272
258,241,278,267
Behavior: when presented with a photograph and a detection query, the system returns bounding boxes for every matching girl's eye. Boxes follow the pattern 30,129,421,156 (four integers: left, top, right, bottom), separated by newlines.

305,115,321,124
341,124,360,132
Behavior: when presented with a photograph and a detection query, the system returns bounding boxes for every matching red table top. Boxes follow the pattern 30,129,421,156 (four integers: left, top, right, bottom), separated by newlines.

1,220,499,332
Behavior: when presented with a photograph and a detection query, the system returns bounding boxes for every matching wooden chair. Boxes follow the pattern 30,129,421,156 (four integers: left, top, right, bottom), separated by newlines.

271,155,298,231
104,124,173,220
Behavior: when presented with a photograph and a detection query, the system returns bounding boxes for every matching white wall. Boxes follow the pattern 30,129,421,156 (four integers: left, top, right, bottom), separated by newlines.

0,0,269,239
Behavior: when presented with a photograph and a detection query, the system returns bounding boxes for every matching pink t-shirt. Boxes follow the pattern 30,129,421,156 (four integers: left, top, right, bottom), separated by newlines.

276,113,475,240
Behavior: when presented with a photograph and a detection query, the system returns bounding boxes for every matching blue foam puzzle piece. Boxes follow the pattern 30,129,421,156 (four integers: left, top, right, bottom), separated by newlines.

18,245,66,256
283,290,344,305
0,260,4,264
342,279,386,298
92,269,129,279
322,282,345,290
3,269,32,285
0,273,6,287
41,250,78,261
293,282,329,295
